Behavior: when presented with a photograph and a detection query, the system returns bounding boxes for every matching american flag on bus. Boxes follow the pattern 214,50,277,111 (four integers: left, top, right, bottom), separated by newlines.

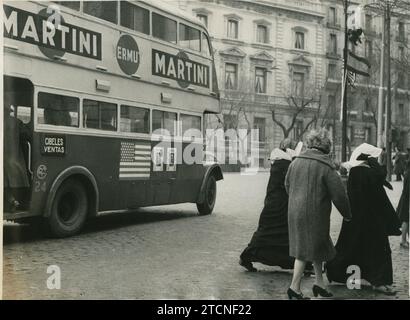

119,141,151,180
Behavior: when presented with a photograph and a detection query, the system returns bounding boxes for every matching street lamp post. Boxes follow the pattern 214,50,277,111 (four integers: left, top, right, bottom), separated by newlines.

385,2,392,180
377,11,385,151
342,0,349,162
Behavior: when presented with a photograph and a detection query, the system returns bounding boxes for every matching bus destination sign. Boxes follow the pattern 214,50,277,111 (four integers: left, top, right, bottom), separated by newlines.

3,5,102,60
41,134,66,156
152,49,210,88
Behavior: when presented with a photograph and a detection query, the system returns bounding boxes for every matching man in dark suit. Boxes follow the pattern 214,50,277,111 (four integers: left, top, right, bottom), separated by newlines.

3,105,30,211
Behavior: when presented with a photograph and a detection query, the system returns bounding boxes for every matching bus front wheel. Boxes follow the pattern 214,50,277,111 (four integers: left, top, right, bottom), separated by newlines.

47,179,88,237
197,175,217,215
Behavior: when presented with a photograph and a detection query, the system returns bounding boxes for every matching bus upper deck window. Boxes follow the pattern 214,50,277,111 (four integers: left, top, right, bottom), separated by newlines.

179,24,201,52
120,1,150,35
152,110,176,136
152,13,177,44
84,1,117,24
54,1,80,11
202,33,212,56
38,92,79,127
120,105,150,134
83,99,117,131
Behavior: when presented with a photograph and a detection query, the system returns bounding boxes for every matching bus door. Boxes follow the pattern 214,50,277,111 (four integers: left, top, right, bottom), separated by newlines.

3,76,34,212
150,141,177,205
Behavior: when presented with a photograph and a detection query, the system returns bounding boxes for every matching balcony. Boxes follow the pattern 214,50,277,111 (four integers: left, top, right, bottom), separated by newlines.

326,51,341,59
254,94,270,104
270,0,323,16
364,29,378,38
220,90,277,105
220,90,320,110
396,35,407,43
326,22,341,30
394,115,410,127
362,111,375,122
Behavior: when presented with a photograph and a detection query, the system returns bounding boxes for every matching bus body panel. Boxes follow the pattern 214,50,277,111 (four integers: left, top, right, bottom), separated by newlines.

28,133,205,217
4,49,217,116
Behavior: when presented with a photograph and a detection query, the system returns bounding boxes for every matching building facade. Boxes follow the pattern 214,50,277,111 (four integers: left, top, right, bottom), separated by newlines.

178,0,410,167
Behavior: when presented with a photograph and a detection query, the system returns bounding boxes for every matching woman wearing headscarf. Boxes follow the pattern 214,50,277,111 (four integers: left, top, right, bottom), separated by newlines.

285,129,351,299
239,138,302,272
326,143,402,295
397,160,409,249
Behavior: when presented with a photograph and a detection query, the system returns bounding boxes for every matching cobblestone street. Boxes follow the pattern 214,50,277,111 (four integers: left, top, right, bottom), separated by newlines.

3,172,409,300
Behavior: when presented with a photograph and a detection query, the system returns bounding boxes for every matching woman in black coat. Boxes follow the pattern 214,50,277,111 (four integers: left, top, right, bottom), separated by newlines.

239,139,299,272
326,148,401,295
396,161,409,248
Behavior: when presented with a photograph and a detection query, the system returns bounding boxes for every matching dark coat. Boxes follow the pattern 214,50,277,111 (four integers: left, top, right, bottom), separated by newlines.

285,149,351,262
3,114,30,188
240,157,294,268
397,170,409,223
394,152,406,175
326,163,401,286
253,158,291,246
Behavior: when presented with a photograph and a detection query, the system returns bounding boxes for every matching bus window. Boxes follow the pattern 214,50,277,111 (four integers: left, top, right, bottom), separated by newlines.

179,24,201,52
38,92,79,127
152,110,177,136
202,33,212,56
152,12,177,44
120,1,150,35
83,99,117,131
120,105,150,134
83,1,117,24
54,1,80,11
180,114,202,139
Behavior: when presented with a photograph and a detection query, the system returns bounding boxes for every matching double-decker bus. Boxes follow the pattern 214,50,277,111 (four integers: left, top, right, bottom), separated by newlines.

2,0,223,237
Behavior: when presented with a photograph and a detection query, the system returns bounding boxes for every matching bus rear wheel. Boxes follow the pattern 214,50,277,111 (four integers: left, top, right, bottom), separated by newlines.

47,179,88,237
197,175,217,215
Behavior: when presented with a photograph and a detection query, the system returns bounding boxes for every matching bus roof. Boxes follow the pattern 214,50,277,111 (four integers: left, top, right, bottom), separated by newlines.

139,0,208,31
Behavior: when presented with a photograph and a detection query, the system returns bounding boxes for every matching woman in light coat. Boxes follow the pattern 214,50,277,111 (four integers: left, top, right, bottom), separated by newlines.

285,129,351,299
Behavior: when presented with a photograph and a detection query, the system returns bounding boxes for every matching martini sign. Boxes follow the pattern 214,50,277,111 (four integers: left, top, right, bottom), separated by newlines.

3,4,102,60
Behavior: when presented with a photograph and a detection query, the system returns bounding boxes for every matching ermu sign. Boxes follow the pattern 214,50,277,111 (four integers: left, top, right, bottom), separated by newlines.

3,5,102,60
152,49,210,88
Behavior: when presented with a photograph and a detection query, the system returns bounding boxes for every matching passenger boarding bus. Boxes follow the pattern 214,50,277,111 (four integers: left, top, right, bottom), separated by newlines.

2,0,223,237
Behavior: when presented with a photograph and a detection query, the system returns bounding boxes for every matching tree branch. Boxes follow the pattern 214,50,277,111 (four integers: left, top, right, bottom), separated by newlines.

271,109,288,138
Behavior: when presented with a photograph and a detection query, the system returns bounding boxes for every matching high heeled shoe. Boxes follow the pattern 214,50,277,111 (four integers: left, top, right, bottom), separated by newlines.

287,288,310,300
312,285,333,298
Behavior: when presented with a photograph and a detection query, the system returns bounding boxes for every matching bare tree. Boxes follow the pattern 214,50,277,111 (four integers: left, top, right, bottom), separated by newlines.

270,78,336,141
204,80,255,166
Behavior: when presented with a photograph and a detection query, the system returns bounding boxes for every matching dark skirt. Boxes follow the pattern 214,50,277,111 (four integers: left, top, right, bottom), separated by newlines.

397,172,410,223
240,204,294,269
326,165,395,287
240,159,294,269
326,235,393,286
241,246,294,269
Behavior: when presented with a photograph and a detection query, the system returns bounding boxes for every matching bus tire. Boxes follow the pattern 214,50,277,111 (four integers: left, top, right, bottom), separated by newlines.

47,178,88,237
196,175,217,215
